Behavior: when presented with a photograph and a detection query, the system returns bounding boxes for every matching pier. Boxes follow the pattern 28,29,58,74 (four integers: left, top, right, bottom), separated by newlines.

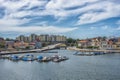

0,43,62,55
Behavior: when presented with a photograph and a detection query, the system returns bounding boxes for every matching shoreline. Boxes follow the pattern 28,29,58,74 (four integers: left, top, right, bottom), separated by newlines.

67,47,120,53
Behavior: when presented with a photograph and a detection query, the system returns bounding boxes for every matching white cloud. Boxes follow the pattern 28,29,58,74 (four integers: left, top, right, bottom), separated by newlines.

0,17,30,26
0,0,119,27
76,1,120,25
0,26,77,33
0,0,100,19
46,0,98,10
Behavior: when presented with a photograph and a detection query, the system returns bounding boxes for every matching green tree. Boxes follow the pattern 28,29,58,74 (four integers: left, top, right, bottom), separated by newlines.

67,38,76,43
25,46,30,49
66,38,77,46
6,38,14,41
0,42,5,48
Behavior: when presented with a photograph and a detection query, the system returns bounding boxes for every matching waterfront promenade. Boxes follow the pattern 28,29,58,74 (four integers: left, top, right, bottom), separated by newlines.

67,47,120,53
0,43,62,55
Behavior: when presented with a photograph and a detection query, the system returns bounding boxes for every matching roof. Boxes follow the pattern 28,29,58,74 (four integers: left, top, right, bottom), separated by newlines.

6,41,14,45
29,42,35,45
78,40,88,43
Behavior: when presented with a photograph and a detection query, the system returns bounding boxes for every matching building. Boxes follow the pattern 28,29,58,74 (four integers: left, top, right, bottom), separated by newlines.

38,34,52,42
29,42,35,49
51,35,56,42
77,40,91,48
5,41,15,50
91,38,100,47
34,39,42,49
29,34,37,42
16,35,25,41
0,37,4,42
16,34,67,44
56,35,66,43
24,37,29,42
14,41,29,49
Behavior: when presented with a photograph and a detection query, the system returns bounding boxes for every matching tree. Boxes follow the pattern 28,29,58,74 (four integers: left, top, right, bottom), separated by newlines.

0,42,5,48
25,46,30,49
67,38,76,43
66,38,77,46
6,38,14,41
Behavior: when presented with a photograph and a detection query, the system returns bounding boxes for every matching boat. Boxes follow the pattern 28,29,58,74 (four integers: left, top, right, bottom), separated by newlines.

73,51,79,55
52,58,61,62
22,54,34,61
19,55,24,59
52,55,68,62
36,56,43,62
10,55,19,61
42,57,51,62
93,52,105,55
61,56,69,61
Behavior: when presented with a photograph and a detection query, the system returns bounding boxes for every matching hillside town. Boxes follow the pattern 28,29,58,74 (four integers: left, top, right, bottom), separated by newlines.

77,37,120,50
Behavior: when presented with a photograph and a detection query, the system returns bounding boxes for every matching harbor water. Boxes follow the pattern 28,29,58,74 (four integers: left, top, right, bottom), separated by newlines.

0,49,120,80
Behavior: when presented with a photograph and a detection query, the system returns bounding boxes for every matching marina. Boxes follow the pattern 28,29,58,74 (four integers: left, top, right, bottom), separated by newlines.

0,0,119,80
0,49,120,80
0,53,69,63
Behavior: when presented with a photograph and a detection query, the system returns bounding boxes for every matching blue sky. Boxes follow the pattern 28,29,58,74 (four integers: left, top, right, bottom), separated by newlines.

0,0,120,39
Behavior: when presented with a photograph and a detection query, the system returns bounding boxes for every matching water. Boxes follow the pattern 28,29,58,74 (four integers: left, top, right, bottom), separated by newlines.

0,49,120,80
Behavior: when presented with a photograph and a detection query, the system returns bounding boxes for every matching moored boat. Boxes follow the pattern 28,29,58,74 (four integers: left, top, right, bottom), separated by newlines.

22,54,34,61
10,55,19,61
52,55,68,62
42,57,51,62
36,56,43,62
93,52,105,55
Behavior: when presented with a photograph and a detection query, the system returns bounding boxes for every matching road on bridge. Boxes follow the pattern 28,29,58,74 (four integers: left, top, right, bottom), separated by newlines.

0,43,62,55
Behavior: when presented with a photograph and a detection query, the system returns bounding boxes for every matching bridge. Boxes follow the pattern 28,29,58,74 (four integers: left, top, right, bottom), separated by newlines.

0,43,62,55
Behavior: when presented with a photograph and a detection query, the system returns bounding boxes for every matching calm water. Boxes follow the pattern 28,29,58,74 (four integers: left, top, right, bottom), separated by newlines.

0,49,120,80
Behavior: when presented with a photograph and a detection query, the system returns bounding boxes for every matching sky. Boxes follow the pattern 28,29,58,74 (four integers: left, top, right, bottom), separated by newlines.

0,0,120,39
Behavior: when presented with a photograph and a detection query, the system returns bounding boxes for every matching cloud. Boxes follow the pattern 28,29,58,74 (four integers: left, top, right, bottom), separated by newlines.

0,18,30,26
0,0,100,20
76,1,120,25
0,26,78,33
0,0,119,32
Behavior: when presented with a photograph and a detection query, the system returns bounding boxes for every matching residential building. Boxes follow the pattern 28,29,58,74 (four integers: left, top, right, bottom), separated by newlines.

5,41,15,50
16,34,67,44
34,39,42,49
77,40,91,48
29,34,37,42
14,41,29,49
